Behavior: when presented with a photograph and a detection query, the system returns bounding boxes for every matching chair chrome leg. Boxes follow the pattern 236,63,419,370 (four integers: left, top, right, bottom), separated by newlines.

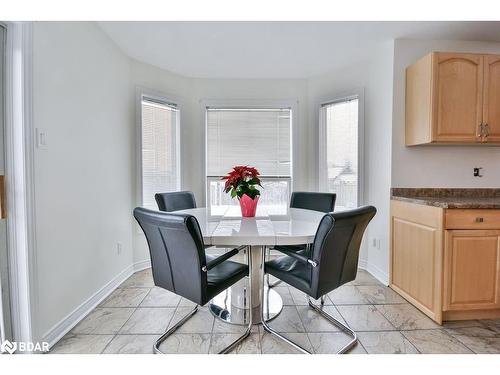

219,246,253,354
154,248,254,354
308,297,358,354
266,247,282,288
260,249,311,354
154,304,199,354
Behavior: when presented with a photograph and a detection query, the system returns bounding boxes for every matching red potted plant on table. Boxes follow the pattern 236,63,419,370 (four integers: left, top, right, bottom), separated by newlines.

222,166,262,217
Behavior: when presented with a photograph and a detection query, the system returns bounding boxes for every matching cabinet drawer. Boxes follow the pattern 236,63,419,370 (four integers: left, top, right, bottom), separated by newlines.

445,209,500,229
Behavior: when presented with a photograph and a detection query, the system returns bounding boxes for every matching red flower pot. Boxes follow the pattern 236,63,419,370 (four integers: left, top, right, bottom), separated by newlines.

239,194,259,217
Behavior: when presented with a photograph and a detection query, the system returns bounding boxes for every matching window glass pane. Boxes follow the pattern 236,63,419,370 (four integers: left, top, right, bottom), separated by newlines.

206,108,292,213
208,177,290,215
206,109,291,176
141,99,179,209
323,98,358,210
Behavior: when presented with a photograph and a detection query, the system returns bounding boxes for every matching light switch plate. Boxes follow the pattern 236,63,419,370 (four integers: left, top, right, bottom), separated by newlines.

36,128,48,149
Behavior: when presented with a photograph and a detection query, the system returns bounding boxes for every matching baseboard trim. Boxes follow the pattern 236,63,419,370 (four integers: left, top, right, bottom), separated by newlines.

358,258,368,269
133,259,151,272
42,260,149,349
358,259,389,286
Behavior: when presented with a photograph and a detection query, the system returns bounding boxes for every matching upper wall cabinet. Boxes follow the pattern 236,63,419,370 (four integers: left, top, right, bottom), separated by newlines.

405,52,500,145
484,55,500,142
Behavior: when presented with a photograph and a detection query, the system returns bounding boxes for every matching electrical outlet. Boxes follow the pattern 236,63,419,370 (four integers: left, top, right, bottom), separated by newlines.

117,242,123,255
371,238,381,250
36,128,48,149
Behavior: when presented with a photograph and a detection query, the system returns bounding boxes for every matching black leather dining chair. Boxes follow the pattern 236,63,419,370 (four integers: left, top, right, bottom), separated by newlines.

267,191,336,287
155,191,197,212
133,207,253,354
261,205,376,354
290,191,336,213
155,190,219,250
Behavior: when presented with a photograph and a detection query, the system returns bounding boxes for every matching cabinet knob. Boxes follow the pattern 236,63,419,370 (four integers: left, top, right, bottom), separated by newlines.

476,217,484,223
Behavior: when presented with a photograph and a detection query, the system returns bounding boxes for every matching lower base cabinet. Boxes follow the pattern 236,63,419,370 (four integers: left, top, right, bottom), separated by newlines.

444,230,500,311
390,200,500,324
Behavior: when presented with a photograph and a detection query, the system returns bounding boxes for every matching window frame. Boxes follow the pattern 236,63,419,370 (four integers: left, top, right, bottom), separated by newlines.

135,87,182,208
317,89,365,207
201,99,298,208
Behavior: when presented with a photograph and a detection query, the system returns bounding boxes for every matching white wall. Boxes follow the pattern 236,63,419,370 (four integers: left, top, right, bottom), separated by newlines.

392,39,500,188
307,42,395,283
33,22,134,341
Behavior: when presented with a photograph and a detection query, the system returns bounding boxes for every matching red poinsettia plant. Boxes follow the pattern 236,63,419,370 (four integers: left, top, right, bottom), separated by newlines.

222,165,262,200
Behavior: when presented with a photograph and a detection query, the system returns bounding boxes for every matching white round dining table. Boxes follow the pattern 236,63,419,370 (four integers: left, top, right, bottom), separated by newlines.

175,205,325,325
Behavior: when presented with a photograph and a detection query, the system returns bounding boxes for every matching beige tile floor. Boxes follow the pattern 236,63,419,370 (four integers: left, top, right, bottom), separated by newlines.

50,268,500,354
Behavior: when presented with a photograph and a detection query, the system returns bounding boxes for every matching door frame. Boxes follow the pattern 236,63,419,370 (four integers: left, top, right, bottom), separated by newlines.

1,21,36,345
0,22,5,343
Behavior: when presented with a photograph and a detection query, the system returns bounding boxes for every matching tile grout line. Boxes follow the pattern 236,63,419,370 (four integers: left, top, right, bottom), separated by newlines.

59,327,485,335
99,334,117,354
331,303,366,353
443,329,489,354
293,299,315,353
372,304,406,331
104,289,152,353
398,331,421,354
98,304,143,353
100,271,155,354
207,308,217,354
401,329,478,354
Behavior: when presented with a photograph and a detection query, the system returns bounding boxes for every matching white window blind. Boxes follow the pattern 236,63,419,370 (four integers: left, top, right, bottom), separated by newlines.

319,97,359,210
141,98,179,209
206,109,291,177
206,108,292,214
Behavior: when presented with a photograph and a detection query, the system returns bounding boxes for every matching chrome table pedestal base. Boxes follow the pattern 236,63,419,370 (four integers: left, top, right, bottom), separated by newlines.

209,283,283,325
209,245,284,325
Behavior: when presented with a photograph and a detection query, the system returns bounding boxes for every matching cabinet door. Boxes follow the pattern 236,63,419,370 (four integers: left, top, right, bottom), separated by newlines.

432,53,483,143
390,201,443,323
444,230,500,311
483,55,500,142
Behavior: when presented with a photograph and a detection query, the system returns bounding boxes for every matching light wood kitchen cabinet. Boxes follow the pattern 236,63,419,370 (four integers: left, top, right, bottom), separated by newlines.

483,54,500,142
390,201,444,322
443,230,500,311
405,52,500,145
390,200,500,324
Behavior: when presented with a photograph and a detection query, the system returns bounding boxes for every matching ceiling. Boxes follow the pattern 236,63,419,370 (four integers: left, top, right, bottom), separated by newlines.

98,21,500,79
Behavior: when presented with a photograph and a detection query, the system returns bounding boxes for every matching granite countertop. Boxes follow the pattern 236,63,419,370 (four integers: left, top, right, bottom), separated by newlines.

391,188,500,209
